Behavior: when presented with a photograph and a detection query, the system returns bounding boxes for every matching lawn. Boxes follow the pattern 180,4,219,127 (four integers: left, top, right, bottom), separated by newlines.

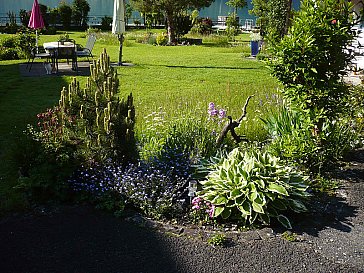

0,30,279,211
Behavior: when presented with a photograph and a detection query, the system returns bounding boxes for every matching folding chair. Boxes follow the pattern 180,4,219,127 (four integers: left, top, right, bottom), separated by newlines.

26,46,52,72
55,39,78,73
76,34,96,62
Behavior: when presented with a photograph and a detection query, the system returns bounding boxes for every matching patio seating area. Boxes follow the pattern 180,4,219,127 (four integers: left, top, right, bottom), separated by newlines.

19,61,91,77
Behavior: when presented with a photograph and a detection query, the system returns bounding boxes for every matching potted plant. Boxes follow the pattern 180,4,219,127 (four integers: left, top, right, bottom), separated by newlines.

59,33,69,45
250,32,262,57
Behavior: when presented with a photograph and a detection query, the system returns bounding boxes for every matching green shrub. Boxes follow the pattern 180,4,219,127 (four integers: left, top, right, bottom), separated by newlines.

263,106,362,172
0,36,17,48
225,13,240,40
135,33,157,45
156,33,167,46
0,47,19,60
269,0,355,123
198,147,310,229
101,16,112,31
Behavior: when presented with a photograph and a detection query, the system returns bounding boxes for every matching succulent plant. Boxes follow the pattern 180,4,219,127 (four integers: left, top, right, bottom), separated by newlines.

198,148,310,229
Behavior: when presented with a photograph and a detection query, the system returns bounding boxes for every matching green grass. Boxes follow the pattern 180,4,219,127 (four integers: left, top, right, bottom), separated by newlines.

0,29,279,212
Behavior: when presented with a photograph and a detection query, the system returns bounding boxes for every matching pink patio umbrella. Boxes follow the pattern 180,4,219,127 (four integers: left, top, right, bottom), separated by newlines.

28,0,45,52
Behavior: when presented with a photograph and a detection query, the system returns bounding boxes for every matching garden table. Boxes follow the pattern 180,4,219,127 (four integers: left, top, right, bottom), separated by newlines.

43,41,77,73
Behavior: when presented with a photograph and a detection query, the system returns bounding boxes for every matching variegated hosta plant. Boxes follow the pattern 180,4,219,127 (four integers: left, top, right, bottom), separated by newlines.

198,148,310,229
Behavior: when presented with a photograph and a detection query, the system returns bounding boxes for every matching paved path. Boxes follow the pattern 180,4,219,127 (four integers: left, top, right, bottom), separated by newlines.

0,151,363,273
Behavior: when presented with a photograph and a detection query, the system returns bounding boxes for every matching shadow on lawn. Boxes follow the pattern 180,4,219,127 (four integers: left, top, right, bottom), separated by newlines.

0,62,74,211
166,65,258,70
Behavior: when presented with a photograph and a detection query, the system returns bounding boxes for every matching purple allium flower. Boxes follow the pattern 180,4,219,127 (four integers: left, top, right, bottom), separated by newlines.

218,109,226,119
208,102,215,110
208,109,218,117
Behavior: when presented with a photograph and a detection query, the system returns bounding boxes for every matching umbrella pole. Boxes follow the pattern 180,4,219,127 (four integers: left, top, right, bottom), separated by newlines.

36,29,39,54
118,34,124,66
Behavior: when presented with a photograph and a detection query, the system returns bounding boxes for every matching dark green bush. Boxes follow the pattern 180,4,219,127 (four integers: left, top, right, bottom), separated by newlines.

101,16,112,31
270,0,355,123
0,47,19,60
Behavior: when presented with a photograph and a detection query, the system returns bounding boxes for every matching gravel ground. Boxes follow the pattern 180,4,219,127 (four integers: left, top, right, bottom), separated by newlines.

0,151,363,273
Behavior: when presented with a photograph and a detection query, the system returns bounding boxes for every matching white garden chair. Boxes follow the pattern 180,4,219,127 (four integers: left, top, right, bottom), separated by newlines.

76,34,96,62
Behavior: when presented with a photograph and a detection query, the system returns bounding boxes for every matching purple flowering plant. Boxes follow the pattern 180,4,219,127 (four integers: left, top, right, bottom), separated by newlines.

68,152,191,219
190,196,216,224
207,102,227,136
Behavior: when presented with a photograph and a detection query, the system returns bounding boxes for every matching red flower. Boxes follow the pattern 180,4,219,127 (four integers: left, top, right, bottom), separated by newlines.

331,19,337,24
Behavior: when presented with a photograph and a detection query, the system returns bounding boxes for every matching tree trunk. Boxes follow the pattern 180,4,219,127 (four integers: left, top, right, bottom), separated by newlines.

166,10,176,44
284,0,293,35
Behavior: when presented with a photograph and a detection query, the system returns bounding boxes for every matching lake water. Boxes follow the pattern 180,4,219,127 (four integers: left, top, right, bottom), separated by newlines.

0,0,300,23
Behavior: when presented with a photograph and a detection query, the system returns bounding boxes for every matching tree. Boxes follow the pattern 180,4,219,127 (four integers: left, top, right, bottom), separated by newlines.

226,0,247,15
250,0,293,44
72,0,90,27
58,1,72,29
125,3,133,26
131,0,214,44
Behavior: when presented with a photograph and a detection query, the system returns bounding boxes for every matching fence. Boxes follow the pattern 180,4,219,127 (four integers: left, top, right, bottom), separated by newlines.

0,14,257,30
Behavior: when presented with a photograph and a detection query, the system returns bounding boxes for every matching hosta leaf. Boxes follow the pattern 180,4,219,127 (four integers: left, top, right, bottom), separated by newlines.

226,200,236,207
235,196,245,205
267,183,289,196
238,201,251,215
255,179,265,189
230,188,243,199
267,207,278,217
248,191,258,202
238,167,248,181
247,182,257,192
239,176,248,187
228,169,235,181
266,192,276,201
223,159,229,170
277,214,292,229
288,199,307,213
252,201,264,214
271,199,287,210
249,211,258,225
219,168,227,179
214,206,224,217
221,208,232,219
259,213,270,225
213,195,228,205
255,194,266,206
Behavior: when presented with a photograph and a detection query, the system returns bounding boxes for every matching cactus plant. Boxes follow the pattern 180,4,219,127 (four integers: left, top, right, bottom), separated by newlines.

55,48,136,163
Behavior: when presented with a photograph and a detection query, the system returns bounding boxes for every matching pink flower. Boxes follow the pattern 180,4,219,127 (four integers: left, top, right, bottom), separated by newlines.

208,205,215,218
331,19,337,24
192,197,202,204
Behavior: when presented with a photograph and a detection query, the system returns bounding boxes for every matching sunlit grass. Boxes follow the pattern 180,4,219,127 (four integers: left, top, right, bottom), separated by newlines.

0,29,279,211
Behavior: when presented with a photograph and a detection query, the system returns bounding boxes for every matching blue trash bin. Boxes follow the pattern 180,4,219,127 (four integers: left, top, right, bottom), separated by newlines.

251,41,259,57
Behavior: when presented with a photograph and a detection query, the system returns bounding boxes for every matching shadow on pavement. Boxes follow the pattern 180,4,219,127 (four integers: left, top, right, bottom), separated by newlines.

283,149,364,237
0,206,182,273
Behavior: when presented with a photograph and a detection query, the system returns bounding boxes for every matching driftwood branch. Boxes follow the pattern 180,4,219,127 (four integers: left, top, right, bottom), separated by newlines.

216,95,254,145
